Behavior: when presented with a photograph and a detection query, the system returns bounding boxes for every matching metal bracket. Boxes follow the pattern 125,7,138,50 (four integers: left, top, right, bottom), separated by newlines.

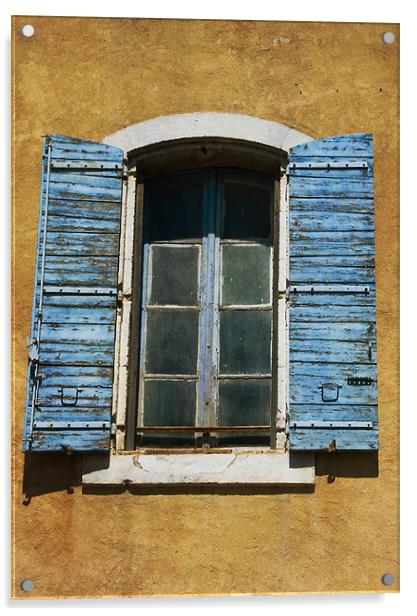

117,289,133,304
28,342,39,364
289,421,373,430
286,161,369,172
288,285,371,295
33,421,111,430
347,377,374,386
50,161,122,171
44,286,116,296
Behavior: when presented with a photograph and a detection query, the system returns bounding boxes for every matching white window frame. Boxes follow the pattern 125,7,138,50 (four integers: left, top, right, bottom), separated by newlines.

82,113,316,486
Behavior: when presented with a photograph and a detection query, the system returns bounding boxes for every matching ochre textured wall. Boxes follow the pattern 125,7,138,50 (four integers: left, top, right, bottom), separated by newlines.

12,16,399,598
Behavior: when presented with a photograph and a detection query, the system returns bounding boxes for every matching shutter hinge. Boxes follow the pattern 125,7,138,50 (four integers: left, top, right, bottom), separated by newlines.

51,161,124,171
44,286,117,296
286,161,369,172
287,285,371,295
33,421,111,430
117,289,133,304
28,341,39,364
289,421,373,430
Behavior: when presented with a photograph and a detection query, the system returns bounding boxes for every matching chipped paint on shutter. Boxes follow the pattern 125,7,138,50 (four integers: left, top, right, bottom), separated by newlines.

287,133,378,451
23,135,124,452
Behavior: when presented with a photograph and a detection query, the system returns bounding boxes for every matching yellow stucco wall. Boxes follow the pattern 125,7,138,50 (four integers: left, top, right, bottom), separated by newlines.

12,16,399,598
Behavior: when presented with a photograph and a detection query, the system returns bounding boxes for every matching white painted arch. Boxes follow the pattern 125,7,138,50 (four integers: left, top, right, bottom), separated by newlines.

103,112,313,154
96,112,317,482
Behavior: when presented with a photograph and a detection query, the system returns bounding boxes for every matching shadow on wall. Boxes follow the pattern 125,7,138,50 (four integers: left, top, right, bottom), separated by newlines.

21,453,108,503
22,450,378,500
315,451,379,483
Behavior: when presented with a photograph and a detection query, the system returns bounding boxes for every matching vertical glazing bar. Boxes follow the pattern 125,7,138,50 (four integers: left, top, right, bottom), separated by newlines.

136,191,151,431
197,171,218,428
270,176,281,449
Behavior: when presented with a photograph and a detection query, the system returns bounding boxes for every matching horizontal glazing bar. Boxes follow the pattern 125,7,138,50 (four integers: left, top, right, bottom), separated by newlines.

219,305,272,311
146,305,201,311
136,426,272,432
220,239,272,245
217,374,272,379
143,374,198,380
148,239,203,245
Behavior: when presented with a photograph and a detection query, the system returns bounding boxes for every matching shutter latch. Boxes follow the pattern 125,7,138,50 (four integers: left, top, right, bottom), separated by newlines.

58,387,83,406
319,383,341,402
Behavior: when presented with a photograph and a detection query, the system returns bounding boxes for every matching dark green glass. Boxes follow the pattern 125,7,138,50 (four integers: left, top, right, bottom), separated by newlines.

218,379,271,426
140,379,196,447
221,244,271,305
219,310,272,374
149,180,203,241
222,181,271,240
143,380,196,426
149,245,199,306
145,311,199,375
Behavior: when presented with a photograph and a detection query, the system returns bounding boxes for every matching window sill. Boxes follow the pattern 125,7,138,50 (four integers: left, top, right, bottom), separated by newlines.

82,450,315,486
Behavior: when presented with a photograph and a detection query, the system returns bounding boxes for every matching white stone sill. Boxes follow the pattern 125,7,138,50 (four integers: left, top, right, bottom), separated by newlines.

82,451,315,486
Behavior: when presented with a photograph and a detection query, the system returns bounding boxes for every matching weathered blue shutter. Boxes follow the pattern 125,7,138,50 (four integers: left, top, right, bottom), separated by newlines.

23,135,124,452
287,133,378,451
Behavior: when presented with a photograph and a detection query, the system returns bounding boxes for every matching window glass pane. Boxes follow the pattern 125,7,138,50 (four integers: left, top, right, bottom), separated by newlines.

143,380,196,425
218,379,271,426
219,311,272,374
222,181,271,239
145,311,199,375
140,380,196,448
221,244,271,305
149,180,203,241
149,245,199,306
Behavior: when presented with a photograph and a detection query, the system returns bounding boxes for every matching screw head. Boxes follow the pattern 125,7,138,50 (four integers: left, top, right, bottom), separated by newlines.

21,25,35,38
382,32,395,44
21,579,34,592
381,573,395,586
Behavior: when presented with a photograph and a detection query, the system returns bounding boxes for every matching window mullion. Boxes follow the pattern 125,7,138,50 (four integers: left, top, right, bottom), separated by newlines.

197,171,219,431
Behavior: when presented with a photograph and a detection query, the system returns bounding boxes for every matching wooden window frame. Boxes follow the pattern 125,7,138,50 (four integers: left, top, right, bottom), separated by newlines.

113,144,289,454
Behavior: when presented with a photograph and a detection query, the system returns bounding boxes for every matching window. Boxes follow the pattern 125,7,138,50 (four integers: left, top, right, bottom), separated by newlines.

136,169,276,449
23,121,378,487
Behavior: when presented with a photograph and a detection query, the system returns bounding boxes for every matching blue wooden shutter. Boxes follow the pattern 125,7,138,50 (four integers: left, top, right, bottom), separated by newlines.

287,133,378,451
23,135,124,452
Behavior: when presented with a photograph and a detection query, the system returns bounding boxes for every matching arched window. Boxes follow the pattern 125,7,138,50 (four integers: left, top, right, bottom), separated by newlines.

124,138,286,450
137,168,274,448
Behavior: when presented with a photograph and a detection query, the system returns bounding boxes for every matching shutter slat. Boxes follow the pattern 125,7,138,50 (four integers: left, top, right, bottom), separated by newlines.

290,211,375,232
30,430,111,452
288,133,378,451
41,255,119,286
23,134,124,452
291,231,375,256
45,232,120,256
